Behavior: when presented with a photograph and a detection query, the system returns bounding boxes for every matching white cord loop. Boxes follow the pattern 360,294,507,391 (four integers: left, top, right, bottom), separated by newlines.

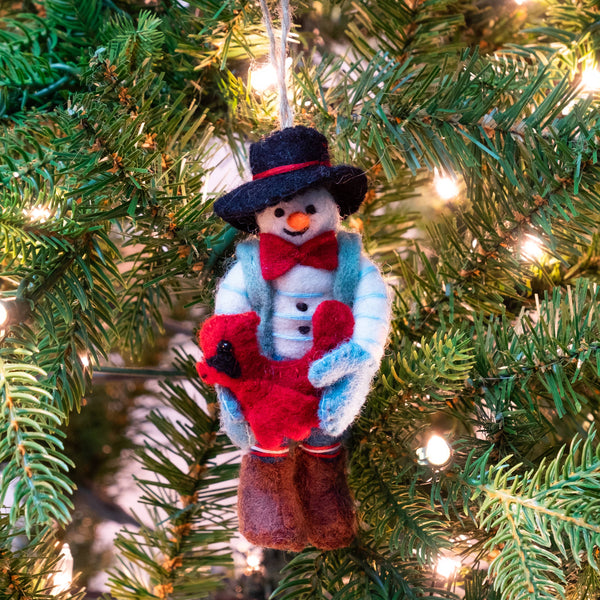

257,0,294,128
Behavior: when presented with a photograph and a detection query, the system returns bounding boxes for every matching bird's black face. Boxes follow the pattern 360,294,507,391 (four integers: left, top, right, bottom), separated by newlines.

207,340,241,378
217,340,233,353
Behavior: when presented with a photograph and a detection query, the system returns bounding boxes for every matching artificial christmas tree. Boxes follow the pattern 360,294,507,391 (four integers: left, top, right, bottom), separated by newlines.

2,1,600,599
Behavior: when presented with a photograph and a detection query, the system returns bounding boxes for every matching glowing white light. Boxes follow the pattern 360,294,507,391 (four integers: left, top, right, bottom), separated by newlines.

425,435,452,466
247,554,261,570
51,543,73,595
436,556,461,579
521,234,544,261
251,63,277,92
582,68,600,93
28,207,52,223
245,549,262,573
514,0,527,5
249,57,292,94
433,171,460,201
0,302,7,327
79,353,90,368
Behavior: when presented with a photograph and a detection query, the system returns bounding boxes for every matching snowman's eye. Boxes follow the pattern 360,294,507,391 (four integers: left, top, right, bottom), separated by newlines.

274,208,285,218
305,204,316,214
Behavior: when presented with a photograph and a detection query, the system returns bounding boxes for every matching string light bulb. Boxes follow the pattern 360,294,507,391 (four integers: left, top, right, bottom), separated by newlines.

245,548,262,574
247,553,261,571
27,206,52,222
520,234,544,262
50,543,73,595
417,434,452,467
79,353,90,368
581,67,600,93
433,169,460,201
250,63,277,93
0,298,31,329
249,57,292,94
436,555,461,579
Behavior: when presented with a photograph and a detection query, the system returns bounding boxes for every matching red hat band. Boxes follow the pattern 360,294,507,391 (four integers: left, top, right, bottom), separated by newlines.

252,159,331,181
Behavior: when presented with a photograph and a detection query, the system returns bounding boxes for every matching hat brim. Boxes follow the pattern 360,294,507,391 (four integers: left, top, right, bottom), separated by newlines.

214,164,367,233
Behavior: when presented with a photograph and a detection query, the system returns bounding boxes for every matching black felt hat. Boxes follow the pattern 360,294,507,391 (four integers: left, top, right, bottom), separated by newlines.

214,126,367,233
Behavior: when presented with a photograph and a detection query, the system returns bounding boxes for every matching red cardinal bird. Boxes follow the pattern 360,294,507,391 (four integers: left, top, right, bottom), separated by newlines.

196,300,354,449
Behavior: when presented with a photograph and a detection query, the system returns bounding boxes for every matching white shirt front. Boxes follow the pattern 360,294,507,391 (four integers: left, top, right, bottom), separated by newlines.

214,241,390,362
271,265,336,359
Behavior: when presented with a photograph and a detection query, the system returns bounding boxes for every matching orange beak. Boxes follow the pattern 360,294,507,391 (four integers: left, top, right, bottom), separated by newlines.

286,211,311,231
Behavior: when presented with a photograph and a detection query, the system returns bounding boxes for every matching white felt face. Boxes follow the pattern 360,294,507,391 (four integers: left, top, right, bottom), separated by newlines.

255,187,340,244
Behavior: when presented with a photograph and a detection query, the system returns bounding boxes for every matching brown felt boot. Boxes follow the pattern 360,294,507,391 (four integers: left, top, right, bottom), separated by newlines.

238,452,307,552
294,446,357,550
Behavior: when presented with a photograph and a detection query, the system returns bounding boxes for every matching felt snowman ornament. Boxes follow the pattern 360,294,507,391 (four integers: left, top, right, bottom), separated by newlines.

199,126,391,551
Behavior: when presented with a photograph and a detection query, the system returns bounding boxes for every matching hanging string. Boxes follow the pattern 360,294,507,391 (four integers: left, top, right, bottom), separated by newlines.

257,0,294,129
278,0,293,128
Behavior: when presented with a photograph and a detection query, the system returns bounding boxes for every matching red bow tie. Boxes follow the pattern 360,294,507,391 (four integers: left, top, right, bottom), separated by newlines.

259,231,339,281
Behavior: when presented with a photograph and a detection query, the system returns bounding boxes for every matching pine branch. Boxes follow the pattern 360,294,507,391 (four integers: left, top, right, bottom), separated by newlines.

176,1,268,70
0,517,84,600
355,457,450,565
349,0,465,63
0,3,226,535
0,351,74,529
383,329,476,404
466,430,600,599
107,354,237,599
45,0,104,46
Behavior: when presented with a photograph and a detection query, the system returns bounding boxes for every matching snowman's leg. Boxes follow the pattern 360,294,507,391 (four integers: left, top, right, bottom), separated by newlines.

294,431,356,550
237,445,306,552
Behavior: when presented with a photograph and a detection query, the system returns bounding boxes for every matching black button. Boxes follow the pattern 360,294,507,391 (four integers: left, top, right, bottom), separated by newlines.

296,302,308,312
298,326,310,334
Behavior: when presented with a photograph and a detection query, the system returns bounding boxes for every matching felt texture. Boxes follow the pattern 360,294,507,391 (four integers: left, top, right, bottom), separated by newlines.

294,446,357,549
308,340,376,388
333,231,362,307
209,132,391,552
352,256,392,362
213,203,388,445
214,126,367,233
304,428,341,447
216,385,255,448
255,188,340,245
318,369,375,436
239,230,361,361
216,384,244,421
236,239,275,358
238,452,306,551
197,300,354,449
214,261,252,316
309,340,377,435
259,230,339,280
270,263,336,359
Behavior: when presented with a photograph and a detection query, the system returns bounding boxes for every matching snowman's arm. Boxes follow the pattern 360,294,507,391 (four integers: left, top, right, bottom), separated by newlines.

351,255,392,362
213,260,254,449
311,256,391,434
215,260,252,315
308,256,391,388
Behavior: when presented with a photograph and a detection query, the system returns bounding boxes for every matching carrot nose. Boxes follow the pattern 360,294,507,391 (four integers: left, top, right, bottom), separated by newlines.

286,211,311,231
